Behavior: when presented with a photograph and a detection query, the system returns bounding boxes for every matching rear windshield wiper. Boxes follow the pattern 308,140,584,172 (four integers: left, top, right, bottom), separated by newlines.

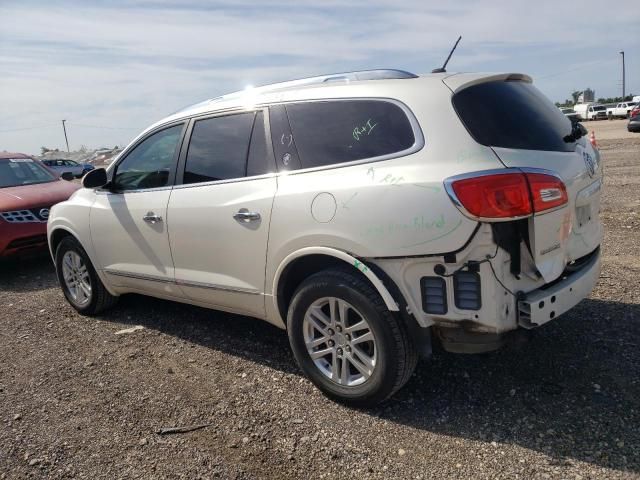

563,123,586,143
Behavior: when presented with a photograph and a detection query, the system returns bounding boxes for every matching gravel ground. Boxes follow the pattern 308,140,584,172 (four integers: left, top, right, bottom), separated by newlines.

1,124,639,479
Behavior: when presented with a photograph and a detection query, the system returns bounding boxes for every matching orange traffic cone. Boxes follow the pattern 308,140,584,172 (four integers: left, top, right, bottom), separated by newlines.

589,130,598,148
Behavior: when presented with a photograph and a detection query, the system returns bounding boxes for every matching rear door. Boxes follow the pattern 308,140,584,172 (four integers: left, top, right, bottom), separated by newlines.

449,78,603,282
167,109,276,317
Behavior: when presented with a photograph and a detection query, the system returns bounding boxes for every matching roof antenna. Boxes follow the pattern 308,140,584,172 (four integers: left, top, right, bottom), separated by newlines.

431,36,462,73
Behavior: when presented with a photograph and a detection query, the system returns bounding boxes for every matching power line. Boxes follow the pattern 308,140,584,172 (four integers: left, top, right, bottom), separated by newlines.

67,123,140,130
0,124,57,133
0,122,141,134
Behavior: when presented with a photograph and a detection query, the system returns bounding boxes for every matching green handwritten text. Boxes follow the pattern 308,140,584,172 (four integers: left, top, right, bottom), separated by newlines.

353,119,378,141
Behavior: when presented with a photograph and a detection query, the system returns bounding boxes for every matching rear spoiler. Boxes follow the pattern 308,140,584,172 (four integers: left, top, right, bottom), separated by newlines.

442,72,532,94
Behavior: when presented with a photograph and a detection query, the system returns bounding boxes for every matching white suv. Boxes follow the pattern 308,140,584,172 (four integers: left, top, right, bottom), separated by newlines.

47,69,603,405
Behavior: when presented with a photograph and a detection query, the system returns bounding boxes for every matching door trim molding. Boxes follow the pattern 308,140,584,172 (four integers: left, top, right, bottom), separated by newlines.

104,269,260,295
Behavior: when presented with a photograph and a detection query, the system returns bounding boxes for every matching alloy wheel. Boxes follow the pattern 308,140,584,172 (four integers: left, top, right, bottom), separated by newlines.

302,297,377,386
61,251,92,306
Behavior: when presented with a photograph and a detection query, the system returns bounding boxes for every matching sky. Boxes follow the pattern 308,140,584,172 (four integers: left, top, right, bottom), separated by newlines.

1,0,639,155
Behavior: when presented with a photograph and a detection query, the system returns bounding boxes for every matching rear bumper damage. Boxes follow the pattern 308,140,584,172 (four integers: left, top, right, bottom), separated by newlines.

371,223,602,354
517,247,600,328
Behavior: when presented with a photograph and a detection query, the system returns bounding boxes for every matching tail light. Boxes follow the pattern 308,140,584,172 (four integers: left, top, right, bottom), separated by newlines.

445,169,567,221
526,172,568,212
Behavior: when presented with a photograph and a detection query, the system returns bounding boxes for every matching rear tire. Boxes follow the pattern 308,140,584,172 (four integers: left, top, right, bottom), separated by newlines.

55,236,118,315
287,267,418,406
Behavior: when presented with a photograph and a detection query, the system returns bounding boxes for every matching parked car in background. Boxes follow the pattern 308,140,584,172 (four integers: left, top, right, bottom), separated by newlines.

629,104,640,118
48,69,602,405
628,115,640,132
42,159,94,178
1,153,80,257
607,102,637,119
560,107,579,124
574,103,607,121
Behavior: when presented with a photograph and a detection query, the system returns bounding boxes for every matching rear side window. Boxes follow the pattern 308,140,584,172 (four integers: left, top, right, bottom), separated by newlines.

285,100,415,169
184,112,261,184
453,81,574,152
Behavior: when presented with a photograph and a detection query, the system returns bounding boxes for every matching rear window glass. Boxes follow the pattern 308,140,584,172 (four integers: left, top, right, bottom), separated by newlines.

452,81,575,152
285,100,415,169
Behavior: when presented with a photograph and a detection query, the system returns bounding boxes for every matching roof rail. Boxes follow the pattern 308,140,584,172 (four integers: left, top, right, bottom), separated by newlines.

172,69,418,114
221,69,418,100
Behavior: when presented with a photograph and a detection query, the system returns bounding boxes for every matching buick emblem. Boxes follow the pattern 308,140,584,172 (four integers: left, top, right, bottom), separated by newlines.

583,152,595,178
39,208,50,220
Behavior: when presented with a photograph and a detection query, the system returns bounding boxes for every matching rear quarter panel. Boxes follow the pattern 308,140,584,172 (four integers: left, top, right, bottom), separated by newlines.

265,79,505,294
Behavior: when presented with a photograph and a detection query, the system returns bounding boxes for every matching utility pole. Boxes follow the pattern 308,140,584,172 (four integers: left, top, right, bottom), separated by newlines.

61,119,70,152
620,51,625,99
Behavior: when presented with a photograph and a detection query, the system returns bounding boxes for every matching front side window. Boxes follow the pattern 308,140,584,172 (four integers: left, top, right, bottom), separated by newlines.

183,111,260,184
113,124,183,191
285,100,415,169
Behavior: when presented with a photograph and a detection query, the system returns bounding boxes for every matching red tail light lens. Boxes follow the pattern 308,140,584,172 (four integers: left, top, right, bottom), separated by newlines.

448,171,567,220
526,172,568,213
450,173,531,218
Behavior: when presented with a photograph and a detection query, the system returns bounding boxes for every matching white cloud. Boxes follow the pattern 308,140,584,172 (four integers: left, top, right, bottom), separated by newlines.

1,0,639,153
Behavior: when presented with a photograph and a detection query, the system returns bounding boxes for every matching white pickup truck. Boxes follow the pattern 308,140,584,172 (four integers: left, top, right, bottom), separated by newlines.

607,102,637,119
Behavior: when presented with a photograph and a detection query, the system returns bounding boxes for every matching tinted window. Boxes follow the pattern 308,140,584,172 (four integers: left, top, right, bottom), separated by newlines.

285,100,415,169
184,112,255,184
453,81,574,152
114,124,183,191
0,159,56,188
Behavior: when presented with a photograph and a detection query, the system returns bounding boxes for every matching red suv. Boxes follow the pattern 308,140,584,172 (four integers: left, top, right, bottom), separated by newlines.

0,152,79,257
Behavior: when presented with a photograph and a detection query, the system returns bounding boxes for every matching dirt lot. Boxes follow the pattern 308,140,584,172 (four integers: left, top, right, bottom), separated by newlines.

1,120,639,479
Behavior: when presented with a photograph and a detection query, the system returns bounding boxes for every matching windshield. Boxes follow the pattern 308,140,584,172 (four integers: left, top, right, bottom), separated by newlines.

0,159,57,188
452,80,575,152
592,106,606,111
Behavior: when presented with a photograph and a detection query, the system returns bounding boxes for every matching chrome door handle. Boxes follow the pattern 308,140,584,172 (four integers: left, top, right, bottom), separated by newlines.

233,209,261,222
143,212,163,224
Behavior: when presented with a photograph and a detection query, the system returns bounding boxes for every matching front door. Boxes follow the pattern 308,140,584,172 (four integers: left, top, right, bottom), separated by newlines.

91,123,186,296
167,110,276,317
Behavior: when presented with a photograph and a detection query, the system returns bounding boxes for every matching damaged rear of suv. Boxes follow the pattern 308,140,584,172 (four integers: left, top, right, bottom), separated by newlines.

48,69,602,406
276,72,602,404
425,73,603,351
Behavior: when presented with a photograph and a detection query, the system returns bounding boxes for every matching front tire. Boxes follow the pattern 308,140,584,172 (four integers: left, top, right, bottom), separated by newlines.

287,267,418,406
55,236,118,315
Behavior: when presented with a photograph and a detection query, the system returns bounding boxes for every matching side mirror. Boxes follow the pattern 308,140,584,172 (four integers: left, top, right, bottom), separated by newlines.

82,168,108,189
61,172,75,181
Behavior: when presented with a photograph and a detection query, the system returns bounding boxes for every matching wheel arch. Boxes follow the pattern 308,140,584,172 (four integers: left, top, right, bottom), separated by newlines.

48,225,118,297
273,247,431,358
49,227,76,258
273,247,400,326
